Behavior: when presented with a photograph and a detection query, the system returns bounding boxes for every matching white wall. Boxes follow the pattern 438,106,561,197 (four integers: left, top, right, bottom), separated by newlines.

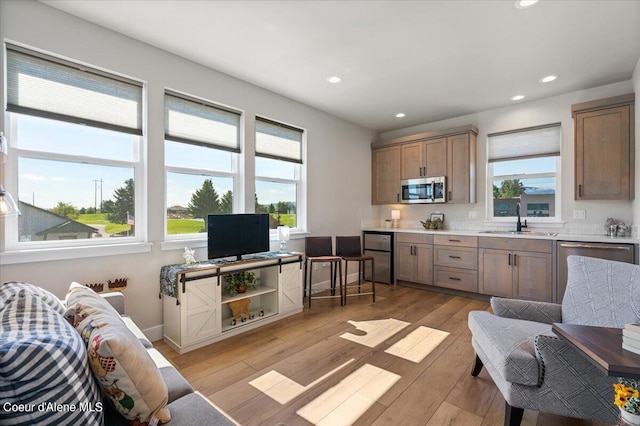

0,0,375,338
378,80,636,233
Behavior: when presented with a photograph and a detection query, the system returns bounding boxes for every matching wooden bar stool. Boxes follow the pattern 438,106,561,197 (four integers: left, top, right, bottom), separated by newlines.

336,236,375,304
304,236,343,308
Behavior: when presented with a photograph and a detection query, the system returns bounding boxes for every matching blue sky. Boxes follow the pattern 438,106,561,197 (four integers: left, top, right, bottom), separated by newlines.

15,114,296,210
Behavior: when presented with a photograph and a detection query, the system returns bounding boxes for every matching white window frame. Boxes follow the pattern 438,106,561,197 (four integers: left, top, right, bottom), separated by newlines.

486,123,562,224
2,45,147,261
254,116,306,237
163,89,242,243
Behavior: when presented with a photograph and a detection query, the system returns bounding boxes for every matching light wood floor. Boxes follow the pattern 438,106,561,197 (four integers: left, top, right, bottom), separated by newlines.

154,284,612,426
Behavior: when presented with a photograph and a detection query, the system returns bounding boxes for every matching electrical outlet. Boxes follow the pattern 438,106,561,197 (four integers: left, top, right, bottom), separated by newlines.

468,210,477,219
572,210,586,220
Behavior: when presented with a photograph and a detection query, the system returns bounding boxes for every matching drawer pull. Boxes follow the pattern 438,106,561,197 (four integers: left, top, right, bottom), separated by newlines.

449,277,461,281
448,239,461,242
448,255,461,259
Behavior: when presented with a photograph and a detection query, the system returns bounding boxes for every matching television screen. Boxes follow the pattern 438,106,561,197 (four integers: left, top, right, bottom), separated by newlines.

207,214,270,260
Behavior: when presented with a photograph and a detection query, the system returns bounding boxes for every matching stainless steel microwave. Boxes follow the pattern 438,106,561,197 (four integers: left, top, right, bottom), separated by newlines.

400,177,446,204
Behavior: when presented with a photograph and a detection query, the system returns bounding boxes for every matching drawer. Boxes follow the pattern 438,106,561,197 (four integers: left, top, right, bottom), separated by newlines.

435,266,478,292
396,232,433,244
479,237,552,253
434,234,478,247
434,246,478,269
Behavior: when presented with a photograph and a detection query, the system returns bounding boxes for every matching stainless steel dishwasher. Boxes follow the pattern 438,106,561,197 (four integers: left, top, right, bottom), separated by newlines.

363,231,394,284
556,240,635,302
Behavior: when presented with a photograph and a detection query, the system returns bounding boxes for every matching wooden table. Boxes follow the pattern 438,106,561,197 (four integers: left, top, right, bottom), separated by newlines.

552,323,640,379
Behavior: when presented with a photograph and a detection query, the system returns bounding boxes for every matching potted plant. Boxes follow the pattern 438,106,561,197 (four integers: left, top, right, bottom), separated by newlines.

223,271,256,296
614,378,640,425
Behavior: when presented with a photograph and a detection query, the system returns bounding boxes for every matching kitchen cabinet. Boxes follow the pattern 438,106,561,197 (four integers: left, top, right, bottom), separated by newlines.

400,138,447,179
572,93,635,200
396,233,433,285
372,145,401,204
478,238,553,302
433,235,478,292
447,133,476,204
371,125,477,205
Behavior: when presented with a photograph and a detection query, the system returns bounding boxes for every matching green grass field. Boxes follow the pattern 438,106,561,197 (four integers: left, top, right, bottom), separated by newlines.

77,213,296,235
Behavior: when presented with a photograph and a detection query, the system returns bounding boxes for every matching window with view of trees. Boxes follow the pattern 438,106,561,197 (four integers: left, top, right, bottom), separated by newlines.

5,45,143,246
488,124,561,219
164,90,240,235
254,117,304,230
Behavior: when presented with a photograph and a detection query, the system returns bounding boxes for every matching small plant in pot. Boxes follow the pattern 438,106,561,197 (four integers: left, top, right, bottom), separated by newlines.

224,271,256,296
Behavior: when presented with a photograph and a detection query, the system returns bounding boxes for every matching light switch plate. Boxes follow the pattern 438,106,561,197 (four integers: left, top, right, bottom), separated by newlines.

573,210,586,220
468,211,477,219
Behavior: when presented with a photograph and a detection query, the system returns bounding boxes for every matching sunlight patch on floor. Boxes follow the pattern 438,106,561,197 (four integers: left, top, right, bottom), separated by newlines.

384,326,450,363
296,363,401,426
339,318,410,348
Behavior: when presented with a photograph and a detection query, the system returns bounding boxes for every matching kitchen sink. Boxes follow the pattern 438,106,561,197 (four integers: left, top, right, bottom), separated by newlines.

478,230,558,236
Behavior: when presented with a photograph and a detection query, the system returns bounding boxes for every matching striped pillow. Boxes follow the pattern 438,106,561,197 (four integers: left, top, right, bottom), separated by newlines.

0,288,102,425
0,281,65,314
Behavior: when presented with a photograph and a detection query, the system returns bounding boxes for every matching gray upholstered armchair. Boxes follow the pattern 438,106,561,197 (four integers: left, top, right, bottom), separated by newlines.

468,255,640,426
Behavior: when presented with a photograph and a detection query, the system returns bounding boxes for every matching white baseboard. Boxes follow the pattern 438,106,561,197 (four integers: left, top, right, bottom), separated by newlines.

144,324,164,343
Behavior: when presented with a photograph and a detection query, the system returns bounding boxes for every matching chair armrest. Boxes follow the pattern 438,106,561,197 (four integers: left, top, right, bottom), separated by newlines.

490,297,562,324
101,292,125,315
534,334,617,421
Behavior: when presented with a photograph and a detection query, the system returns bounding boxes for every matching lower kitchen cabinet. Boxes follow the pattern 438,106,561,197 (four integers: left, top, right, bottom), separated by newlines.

478,238,553,302
433,234,478,292
396,233,433,285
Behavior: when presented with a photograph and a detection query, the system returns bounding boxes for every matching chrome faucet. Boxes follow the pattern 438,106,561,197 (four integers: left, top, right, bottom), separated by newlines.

516,202,527,232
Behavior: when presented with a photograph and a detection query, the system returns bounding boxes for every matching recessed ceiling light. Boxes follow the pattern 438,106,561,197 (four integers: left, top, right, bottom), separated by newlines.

327,76,341,84
396,113,406,118
515,0,539,9
511,95,525,101
540,75,557,83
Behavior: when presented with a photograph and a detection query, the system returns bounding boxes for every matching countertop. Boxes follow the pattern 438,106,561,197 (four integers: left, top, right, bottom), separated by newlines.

362,227,638,244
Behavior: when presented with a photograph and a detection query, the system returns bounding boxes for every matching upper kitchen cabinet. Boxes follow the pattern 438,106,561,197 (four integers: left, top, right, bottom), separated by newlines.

400,138,447,179
572,93,635,200
372,145,401,204
447,132,477,204
372,125,478,204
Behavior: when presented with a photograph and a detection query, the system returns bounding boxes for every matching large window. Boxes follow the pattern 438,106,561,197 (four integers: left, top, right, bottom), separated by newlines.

254,117,304,231
164,91,241,236
488,123,561,219
5,45,143,247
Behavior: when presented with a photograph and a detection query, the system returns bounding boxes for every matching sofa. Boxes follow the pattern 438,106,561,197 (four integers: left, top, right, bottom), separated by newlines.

468,255,640,425
0,281,237,426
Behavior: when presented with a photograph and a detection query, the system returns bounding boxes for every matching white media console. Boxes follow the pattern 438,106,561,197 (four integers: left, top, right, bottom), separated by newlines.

161,252,303,354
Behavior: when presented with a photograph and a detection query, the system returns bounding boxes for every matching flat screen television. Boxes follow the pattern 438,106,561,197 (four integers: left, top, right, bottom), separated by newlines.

207,213,270,260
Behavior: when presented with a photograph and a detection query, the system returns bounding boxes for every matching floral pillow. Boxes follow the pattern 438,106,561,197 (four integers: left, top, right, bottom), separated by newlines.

65,284,171,425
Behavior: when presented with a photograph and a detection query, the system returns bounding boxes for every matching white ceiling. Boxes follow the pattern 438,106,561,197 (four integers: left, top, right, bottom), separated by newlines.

40,0,640,133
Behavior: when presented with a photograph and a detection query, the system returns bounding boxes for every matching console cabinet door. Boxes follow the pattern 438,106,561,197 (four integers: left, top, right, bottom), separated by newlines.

513,251,553,302
478,248,513,298
279,262,303,314
183,277,221,345
372,146,401,204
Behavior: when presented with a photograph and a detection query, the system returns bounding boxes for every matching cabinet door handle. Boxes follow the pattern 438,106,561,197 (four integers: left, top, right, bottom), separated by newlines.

513,254,517,266
448,191,452,201
508,253,512,266
397,193,400,202
449,255,461,259
578,184,583,197
449,277,461,281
